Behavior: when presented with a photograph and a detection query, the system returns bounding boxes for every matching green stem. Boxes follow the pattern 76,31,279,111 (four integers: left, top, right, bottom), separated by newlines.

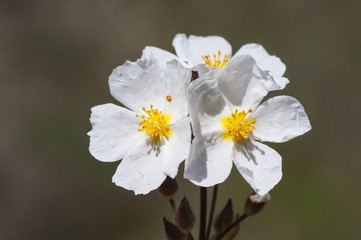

205,185,218,240
199,187,207,240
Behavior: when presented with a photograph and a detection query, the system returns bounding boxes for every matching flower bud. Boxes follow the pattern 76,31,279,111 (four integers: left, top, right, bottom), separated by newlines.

159,176,178,200
214,199,234,234
175,197,195,234
244,192,271,216
163,217,186,240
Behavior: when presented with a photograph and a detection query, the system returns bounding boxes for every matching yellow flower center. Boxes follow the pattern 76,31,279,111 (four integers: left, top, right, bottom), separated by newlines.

202,50,230,68
136,105,172,141
221,109,256,142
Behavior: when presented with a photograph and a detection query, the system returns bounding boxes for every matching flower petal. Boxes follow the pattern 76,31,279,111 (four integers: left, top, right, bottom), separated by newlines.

112,140,167,195
162,117,191,178
233,140,282,196
141,46,180,69
187,75,228,135
217,55,269,111
234,43,289,90
252,96,312,143
88,103,142,162
163,60,191,123
172,33,232,67
184,134,233,187
109,57,167,113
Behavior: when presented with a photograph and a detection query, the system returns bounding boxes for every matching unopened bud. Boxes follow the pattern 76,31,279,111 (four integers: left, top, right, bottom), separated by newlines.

214,199,234,234
191,71,199,82
244,192,271,216
163,217,186,240
159,176,178,200
175,197,195,234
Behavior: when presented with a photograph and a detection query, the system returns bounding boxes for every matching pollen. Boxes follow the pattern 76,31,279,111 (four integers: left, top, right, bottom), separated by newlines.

136,105,172,140
166,95,172,102
202,50,230,68
221,109,256,142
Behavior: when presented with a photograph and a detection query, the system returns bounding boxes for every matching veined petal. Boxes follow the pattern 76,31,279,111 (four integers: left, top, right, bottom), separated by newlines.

112,140,167,195
88,103,142,162
163,60,191,123
141,46,180,69
217,55,269,111
234,43,288,90
162,117,191,178
184,134,233,186
252,96,312,143
233,140,282,196
109,57,167,113
172,33,232,67
187,76,228,135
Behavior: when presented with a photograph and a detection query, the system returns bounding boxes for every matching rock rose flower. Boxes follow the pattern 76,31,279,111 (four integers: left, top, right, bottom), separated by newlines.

88,57,191,194
140,33,288,91
185,55,311,196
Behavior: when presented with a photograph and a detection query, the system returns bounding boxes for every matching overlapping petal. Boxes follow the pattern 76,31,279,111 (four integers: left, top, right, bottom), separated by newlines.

233,139,282,196
234,43,289,90
112,139,167,195
88,103,142,162
163,60,191,123
185,134,233,186
109,57,167,114
162,117,191,178
141,46,180,69
216,55,269,111
252,96,312,143
173,33,232,67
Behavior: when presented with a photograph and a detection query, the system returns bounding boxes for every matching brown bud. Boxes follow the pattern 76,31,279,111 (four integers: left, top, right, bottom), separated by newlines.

175,197,195,234
244,192,271,216
191,71,199,82
159,176,178,200
214,199,234,234
163,217,186,240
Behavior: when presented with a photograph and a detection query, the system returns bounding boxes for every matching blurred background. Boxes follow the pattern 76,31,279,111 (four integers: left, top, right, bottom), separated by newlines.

1,0,361,239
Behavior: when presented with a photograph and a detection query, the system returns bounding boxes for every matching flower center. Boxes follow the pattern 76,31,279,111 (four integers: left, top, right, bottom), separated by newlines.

221,109,256,141
136,105,172,140
202,50,230,68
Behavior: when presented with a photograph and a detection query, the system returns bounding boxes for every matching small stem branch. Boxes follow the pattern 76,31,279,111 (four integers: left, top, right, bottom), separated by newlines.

169,198,176,212
205,185,218,240
199,187,207,240
187,233,195,240
215,213,248,240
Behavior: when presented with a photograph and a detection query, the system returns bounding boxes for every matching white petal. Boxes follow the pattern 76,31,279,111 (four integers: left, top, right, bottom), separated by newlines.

187,76,228,135
172,33,232,67
185,134,233,187
109,57,167,113
163,60,191,123
112,140,166,195
141,46,180,69
162,117,191,178
252,96,312,143
233,140,282,196
217,55,269,111
88,104,142,162
234,43,289,90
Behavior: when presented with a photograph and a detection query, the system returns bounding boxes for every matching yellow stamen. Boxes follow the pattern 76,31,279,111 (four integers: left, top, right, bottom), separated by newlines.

136,105,172,140
221,109,256,142
166,95,172,102
202,50,231,68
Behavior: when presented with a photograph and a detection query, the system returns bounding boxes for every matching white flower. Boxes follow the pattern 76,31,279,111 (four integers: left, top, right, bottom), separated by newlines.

172,33,289,91
139,34,288,91
88,57,191,195
185,55,311,196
